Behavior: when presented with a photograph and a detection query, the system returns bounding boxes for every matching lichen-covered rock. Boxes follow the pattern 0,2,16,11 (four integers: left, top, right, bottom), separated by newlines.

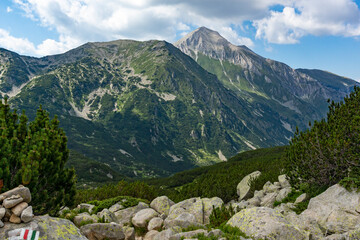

74,212,96,227
278,175,291,188
276,188,292,202
80,223,125,240
147,217,163,231
164,212,203,229
301,184,360,234
0,215,87,240
131,208,159,228
167,197,204,224
227,207,307,240
263,181,281,194
97,209,117,223
169,229,208,240
123,226,135,240
260,192,278,207
247,197,261,207
153,228,175,240
0,185,31,203
20,206,33,223
11,202,28,216
77,203,95,213
295,193,307,204
114,202,148,226
144,230,159,240
3,195,23,209
150,196,175,216
202,197,223,224
109,203,124,213
237,171,261,200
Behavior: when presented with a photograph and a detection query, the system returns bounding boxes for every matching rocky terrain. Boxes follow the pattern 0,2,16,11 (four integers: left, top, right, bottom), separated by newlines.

2,174,360,239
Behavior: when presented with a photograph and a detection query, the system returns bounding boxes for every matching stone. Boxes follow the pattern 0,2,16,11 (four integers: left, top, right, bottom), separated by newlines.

0,220,4,228
260,192,278,207
202,197,223,224
153,228,175,240
247,197,261,207
278,174,291,188
59,206,70,216
285,211,324,239
0,207,5,219
274,181,281,187
231,201,248,212
97,209,117,223
109,203,124,213
80,223,125,240
132,208,159,228
227,207,307,240
150,196,175,217
295,193,307,204
11,202,28,216
167,197,204,225
164,212,203,229
78,203,95,213
147,217,163,231
3,195,24,209
301,184,360,234
9,214,21,223
237,171,261,200
144,230,159,240
114,202,149,226
253,190,265,199
74,212,96,227
169,229,208,240
0,185,31,203
276,187,292,202
207,229,223,237
263,181,281,194
123,226,135,240
21,206,34,223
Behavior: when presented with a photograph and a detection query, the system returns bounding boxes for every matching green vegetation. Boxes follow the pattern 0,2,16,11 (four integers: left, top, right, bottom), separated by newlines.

87,195,148,214
286,86,360,189
0,100,76,215
209,205,238,228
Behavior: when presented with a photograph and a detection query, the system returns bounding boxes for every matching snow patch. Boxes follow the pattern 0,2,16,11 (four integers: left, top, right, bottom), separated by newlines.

216,150,227,161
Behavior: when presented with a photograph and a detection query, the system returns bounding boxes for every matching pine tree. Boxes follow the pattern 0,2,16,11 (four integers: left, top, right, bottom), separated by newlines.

0,99,76,215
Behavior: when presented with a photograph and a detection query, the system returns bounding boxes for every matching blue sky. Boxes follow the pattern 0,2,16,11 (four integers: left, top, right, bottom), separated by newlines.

1,0,360,81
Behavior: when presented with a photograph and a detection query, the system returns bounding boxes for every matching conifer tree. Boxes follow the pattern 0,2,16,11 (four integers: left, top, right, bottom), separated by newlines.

0,98,76,215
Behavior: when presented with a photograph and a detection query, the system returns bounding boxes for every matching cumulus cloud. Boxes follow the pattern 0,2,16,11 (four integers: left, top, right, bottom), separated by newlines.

254,0,360,44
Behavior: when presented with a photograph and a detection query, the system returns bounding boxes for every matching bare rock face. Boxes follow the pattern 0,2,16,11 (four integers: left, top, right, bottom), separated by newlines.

227,207,307,240
236,171,261,201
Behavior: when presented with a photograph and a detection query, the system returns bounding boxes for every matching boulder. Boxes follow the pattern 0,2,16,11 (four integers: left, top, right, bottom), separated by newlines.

227,207,307,240
74,212,96,227
295,193,307,204
247,197,261,207
11,202,28,216
153,228,175,240
253,190,265,199
276,188,292,202
208,229,224,238
263,181,281,194
109,203,124,213
123,226,135,240
97,209,117,223
77,203,95,213
237,171,261,200
147,217,163,231
202,197,223,224
260,192,278,207
80,223,125,240
131,208,159,228
114,202,148,226
150,196,175,216
301,184,360,234
3,195,24,209
0,185,31,203
144,230,159,240
285,211,324,239
167,197,203,225
278,175,291,188
9,214,21,223
0,215,87,240
164,212,203,229
21,206,34,223
0,207,5,219
169,229,208,240
0,220,3,228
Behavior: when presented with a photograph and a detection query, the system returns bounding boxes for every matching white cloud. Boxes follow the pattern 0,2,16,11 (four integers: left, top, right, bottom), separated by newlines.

254,0,360,44
7,7,13,13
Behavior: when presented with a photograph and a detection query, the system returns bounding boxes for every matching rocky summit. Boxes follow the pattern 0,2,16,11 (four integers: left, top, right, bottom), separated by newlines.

0,27,358,179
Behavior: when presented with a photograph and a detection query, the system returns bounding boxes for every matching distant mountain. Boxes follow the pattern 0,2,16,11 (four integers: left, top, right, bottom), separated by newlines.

0,28,357,179
175,26,357,132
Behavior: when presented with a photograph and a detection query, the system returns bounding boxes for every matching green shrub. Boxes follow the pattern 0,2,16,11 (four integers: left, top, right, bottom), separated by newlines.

209,204,237,228
286,86,360,189
88,196,148,214
0,100,76,215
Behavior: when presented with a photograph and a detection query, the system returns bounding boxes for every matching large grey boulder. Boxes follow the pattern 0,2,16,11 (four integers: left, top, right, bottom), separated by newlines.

202,197,223,224
278,175,291,188
131,208,159,228
77,203,95,213
263,181,281,194
227,207,307,240
147,217,163,231
166,197,204,225
80,223,125,240
97,209,117,223
153,228,176,240
73,212,96,227
237,171,261,200
144,230,159,240
164,212,203,229
109,203,124,213
0,215,87,240
260,192,278,207
0,185,31,203
114,202,148,226
301,184,360,234
150,196,175,216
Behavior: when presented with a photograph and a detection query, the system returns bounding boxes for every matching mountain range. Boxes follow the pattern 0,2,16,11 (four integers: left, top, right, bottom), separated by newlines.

0,27,357,180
